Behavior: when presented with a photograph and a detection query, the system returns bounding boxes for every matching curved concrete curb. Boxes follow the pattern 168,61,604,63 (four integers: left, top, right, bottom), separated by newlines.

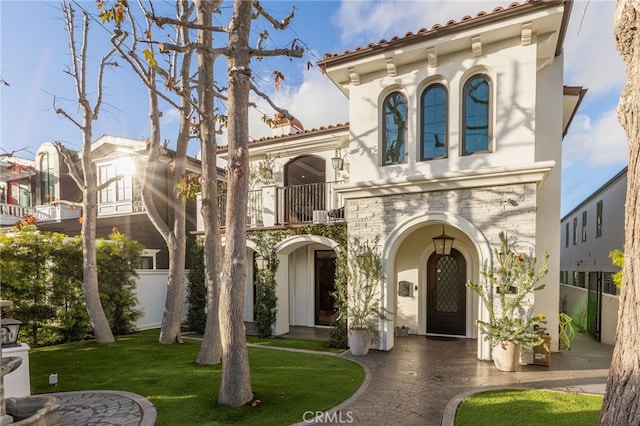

290,352,373,426
441,386,527,426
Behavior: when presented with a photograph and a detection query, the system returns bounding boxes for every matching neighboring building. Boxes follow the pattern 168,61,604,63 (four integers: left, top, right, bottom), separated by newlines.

0,135,207,269
560,167,626,345
211,0,582,360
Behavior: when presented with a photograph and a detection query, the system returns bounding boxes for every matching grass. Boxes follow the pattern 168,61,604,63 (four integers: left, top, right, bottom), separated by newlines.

455,389,603,426
29,329,364,425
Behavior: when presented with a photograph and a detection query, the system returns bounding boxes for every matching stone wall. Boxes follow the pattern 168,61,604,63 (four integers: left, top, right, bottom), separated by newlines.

346,183,537,248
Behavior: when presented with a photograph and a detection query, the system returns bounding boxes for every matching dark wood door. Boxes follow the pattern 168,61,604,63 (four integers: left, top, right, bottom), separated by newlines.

315,250,337,326
427,249,466,335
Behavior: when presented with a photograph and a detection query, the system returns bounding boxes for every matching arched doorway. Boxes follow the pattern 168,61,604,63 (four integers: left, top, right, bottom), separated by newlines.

426,248,466,336
283,156,326,224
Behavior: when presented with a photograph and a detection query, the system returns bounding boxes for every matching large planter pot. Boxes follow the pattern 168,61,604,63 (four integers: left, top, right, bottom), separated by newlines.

348,328,370,356
491,341,522,372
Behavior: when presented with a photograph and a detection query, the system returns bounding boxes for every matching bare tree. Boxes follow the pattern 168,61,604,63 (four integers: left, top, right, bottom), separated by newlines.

193,0,223,365
103,0,199,344
217,0,302,406
600,1,640,423
54,0,118,343
104,0,303,403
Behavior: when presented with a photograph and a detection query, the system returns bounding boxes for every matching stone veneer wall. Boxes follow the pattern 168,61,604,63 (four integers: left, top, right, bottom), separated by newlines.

346,183,538,247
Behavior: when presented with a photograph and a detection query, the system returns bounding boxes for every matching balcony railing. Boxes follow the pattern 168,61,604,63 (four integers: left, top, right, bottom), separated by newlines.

218,189,264,228
214,182,344,230
0,203,32,226
277,182,344,225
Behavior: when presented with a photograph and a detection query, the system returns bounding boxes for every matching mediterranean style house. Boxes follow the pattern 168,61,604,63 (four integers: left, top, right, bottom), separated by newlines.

560,166,626,345
212,0,584,360
0,135,204,269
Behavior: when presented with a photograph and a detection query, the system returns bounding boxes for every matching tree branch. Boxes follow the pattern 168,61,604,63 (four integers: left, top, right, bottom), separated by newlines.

249,80,294,120
54,142,84,188
146,13,227,33
249,47,304,59
159,41,228,57
252,1,295,30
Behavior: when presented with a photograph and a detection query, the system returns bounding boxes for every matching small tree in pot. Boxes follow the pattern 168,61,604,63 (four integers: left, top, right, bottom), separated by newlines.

466,232,549,371
335,236,389,356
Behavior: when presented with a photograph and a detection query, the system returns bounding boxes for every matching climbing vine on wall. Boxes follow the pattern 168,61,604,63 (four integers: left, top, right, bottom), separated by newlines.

248,224,347,344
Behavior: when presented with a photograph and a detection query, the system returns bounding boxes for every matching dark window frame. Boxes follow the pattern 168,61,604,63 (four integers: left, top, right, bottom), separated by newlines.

581,210,588,242
381,91,408,166
462,74,492,156
420,83,448,161
596,200,603,238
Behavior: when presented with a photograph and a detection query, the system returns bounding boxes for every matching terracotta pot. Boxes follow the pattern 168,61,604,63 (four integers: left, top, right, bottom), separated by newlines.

348,328,370,356
491,341,522,372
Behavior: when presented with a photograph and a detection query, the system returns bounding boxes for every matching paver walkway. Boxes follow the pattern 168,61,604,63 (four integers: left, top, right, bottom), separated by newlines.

318,333,612,426
46,390,156,426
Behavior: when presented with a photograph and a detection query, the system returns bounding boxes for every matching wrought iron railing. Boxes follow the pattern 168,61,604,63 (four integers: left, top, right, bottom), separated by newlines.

276,181,344,225
216,182,344,228
218,189,263,228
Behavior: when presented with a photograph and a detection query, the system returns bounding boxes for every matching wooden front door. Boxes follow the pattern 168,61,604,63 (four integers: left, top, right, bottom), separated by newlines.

315,250,337,326
427,249,466,335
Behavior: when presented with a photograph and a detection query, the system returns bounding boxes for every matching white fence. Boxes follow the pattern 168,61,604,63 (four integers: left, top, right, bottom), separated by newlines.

134,270,188,330
560,283,619,345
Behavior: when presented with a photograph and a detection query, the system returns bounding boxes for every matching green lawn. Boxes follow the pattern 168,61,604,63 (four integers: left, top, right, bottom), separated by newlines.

29,329,364,425
455,389,603,426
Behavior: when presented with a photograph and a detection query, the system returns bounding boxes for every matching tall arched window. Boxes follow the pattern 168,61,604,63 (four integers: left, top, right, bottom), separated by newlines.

420,84,447,160
382,91,407,165
462,75,491,155
39,151,55,204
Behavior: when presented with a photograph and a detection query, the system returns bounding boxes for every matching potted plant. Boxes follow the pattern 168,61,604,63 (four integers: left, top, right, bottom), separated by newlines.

335,236,389,356
466,232,549,371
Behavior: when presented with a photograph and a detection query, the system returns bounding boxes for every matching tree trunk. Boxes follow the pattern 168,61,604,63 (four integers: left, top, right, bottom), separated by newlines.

61,2,114,343
196,0,223,365
217,0,253,407
600,1,640,423
81,126,114,344
152,3,193,345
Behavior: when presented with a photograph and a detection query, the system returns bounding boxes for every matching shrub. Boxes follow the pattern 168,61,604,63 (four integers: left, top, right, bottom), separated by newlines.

0,225,143,345
254,246,279,338
186,240,206,333
96,231,143,335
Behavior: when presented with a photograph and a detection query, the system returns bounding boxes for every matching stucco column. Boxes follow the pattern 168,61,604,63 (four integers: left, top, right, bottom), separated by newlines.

274,253,290,335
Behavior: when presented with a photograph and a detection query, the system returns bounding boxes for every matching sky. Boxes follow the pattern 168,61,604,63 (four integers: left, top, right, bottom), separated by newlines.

0,0,629,217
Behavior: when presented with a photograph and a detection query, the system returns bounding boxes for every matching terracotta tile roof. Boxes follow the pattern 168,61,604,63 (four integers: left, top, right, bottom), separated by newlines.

319,0,547,64
217,122,349,152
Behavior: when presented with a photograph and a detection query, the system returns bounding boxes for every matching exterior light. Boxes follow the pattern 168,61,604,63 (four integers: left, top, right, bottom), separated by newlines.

255,255,268,270
331,149,344,171
1,318,22,348
433,225,455,255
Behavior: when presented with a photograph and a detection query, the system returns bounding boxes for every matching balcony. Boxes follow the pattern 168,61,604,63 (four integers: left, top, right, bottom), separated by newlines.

215,181,345,230
0,203,83,227
0,203,32,226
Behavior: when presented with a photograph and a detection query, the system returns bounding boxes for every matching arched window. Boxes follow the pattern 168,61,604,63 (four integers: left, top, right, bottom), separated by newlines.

420,84,447,160
382,91,407,165
462,75,491,155
39,151,55,204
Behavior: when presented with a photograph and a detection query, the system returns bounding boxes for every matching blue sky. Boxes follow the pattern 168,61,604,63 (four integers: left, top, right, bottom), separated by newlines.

0,0,629,216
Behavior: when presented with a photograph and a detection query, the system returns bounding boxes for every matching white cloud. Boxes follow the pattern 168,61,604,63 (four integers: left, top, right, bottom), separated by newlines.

246,67,349,141
562,108,627,169
334,1,513,47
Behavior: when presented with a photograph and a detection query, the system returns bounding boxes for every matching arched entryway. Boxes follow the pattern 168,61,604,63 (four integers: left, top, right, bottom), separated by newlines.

426,248,467,336
283,156,326,224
